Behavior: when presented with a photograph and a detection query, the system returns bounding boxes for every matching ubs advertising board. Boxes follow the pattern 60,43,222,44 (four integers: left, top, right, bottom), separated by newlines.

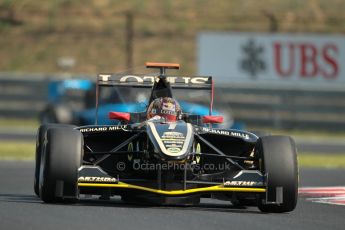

198,32,345,88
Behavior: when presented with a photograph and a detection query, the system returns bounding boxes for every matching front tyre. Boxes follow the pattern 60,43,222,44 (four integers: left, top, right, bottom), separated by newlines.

34,124,76,197
256,136,298,213
39,127,83,203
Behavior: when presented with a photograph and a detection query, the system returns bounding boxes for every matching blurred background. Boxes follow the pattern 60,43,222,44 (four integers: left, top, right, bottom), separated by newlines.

1,0,345,73
0,0,344,167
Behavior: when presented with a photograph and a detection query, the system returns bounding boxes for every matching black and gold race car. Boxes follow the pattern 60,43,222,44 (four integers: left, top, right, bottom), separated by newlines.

34,62,298,213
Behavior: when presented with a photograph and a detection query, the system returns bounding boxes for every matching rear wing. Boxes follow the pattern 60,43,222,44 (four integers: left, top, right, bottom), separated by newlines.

94,62,215,125
97,74,212,90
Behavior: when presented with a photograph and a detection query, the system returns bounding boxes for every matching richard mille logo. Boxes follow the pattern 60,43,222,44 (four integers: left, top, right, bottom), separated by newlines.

240,39,266,78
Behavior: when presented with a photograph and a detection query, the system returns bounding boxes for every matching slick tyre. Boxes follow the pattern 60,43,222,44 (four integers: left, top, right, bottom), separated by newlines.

256,136,298,213
34,124,76,197
39,127,83,203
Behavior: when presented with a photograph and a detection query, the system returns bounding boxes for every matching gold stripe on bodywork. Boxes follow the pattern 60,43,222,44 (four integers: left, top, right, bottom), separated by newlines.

147,121,193,157
78,182,266,195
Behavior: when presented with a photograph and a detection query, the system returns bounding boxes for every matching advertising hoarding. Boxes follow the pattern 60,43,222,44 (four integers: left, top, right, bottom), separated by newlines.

198,32,345,88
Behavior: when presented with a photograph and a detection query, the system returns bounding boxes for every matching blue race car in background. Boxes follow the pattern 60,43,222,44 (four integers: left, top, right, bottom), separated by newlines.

40,79,244,130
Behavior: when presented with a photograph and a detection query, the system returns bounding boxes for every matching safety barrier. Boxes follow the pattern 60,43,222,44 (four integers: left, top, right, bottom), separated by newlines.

1,73,345,130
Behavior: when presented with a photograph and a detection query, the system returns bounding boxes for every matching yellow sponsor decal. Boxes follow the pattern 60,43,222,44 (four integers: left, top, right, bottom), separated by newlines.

167,147,181,153
195,143,201,163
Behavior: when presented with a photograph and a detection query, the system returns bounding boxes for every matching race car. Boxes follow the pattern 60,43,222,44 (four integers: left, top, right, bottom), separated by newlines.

34,62,298,213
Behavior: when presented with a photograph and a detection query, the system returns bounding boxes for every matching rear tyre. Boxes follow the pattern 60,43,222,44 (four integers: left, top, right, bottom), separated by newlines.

39,127,83,203
256,136,298,213
34,124,76,197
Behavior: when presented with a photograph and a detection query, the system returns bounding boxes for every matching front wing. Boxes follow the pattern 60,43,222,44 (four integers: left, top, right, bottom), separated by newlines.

77,166,266,196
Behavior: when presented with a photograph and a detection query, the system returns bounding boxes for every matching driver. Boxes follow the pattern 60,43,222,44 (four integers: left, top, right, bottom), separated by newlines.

147,97,181,122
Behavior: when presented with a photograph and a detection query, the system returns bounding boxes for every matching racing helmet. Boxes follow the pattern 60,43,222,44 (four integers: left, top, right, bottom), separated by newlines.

147,97,181,122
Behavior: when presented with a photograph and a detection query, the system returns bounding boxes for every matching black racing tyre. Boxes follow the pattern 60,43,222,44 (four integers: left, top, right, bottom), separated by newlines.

39,127,83,203
34,124,76,197
256,135,298,213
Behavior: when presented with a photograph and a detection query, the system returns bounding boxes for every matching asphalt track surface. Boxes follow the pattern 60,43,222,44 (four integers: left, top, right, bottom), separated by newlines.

0,161,345,230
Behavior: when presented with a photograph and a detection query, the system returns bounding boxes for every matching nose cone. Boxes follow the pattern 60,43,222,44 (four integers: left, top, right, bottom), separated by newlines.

146,121,194,161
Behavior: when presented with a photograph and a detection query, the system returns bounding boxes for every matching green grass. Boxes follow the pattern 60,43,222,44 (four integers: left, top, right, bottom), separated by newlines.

298,154,345,169
1,0,345,74
248,126,345,141
0,141,35,160
0,118,38,130
2,118,345,141
1,140,345,169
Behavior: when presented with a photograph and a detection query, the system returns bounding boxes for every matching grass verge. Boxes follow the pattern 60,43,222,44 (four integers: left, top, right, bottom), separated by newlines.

247,126,345,141
0,141,345,169
0,141,35,161
298,153,345,169
0,118,38,130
